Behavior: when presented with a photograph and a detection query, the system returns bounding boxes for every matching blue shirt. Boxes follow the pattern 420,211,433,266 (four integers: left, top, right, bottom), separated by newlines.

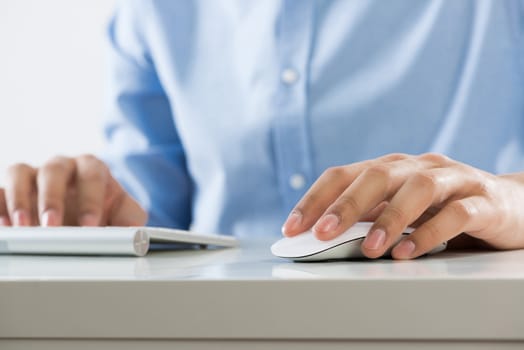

103,0,524,238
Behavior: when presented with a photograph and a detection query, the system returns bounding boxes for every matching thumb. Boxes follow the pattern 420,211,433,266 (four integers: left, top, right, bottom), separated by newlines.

106,177,148,226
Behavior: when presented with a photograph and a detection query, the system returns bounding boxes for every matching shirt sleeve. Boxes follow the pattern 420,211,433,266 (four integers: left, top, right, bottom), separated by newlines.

100,2,192,229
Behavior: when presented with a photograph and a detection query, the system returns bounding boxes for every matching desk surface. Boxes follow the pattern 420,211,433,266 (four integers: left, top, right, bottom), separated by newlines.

0,238,523,342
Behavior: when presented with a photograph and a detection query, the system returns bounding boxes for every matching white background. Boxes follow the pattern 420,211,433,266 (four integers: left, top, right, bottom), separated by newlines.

0,0,115,184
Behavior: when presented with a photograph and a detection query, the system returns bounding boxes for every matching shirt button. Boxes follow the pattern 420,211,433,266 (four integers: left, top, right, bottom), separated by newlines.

289,173,306,190
281,68,299,85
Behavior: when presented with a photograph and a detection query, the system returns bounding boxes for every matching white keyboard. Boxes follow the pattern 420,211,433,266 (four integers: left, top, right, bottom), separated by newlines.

0,226,239,256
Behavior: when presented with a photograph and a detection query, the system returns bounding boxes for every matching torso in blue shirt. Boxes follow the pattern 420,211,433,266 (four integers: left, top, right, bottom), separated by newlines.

104,0,524,238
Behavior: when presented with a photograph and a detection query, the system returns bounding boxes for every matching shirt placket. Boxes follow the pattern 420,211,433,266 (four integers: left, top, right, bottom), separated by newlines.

272,0,315,212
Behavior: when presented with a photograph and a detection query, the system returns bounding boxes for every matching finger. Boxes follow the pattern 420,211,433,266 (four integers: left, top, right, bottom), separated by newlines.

36,157,76,226
282,154,415,236
0,188,11,226
391,196,490,259
75,155,109,226
313,157,431,240
282,162,369,237
107,178,148,226
5,163,36,226
362,168,476,257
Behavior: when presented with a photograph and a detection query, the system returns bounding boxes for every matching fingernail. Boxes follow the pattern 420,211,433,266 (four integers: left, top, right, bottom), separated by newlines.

363,229,386,250
79,213,98,226
282,211,302,236
313,214,340,234
0,216,10,226
393,239,416,259
13,210,29,226
41,209,59,227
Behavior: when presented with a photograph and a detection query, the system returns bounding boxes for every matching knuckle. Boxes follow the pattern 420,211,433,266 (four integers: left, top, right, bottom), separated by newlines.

473,180,491,198
77,153,103,167
80,166,107,183
6,163,32,178
445,200,474,223
418,152,451,166
471,172,496,197
46,155,71,164
380,153,409,162
363,164,392,183
322,166,348,180
40,160,69,176
76,154,108,181
410,172,438,193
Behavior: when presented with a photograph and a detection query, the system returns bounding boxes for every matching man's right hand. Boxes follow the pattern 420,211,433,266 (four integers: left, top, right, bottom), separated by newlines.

0,154,148,227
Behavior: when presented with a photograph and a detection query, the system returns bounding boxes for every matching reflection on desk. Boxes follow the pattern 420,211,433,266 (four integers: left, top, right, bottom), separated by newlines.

0,238,523,281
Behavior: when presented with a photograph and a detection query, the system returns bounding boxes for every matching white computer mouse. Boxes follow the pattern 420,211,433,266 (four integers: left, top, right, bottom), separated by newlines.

271,222,447,261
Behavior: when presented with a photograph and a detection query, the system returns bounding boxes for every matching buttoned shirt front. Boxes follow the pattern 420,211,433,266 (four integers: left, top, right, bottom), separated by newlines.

103,0,524,238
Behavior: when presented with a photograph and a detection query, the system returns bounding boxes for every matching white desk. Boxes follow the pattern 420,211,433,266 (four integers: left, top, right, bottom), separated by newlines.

0,238,523,350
